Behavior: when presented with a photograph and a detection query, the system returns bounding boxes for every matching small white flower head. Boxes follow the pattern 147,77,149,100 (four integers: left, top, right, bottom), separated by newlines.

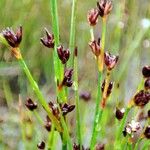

141,18,150,29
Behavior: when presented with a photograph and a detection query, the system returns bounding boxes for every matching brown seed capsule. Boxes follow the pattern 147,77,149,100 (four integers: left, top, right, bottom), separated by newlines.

97,0,113,18
80,91,91,102
37,141,45,149
115,108,125,120
104,52,119,70
61,69,73,87
25,98,37,111
144,78,150,90
44,116,51,132
87,8,99,26
148,110,150,118
142,66,150,78
57,45,70,64
89,38,101,57
144,126,150,139
133,90,150,107
61,103,75,116
95,143,105,150
48,101,60,119
2,26,22,48
40,28,54,48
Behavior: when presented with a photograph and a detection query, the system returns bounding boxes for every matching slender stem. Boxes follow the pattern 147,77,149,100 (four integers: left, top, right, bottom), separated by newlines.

74,51,82,149
33,111,44,125
69,0,77,67
18,57,62,132
134,138,142,150
90,17,107,150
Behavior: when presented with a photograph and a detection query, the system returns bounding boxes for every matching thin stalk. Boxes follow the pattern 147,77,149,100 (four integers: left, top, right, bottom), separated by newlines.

134,138,142,150
74,50,82,149
90,17,107,150
33,111,44,125
18,57,62,131
50,0,66,102
47,124,55,149
69,0,77,67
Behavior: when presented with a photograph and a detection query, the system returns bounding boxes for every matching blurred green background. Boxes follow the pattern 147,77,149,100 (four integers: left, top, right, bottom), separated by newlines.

0,0,150,149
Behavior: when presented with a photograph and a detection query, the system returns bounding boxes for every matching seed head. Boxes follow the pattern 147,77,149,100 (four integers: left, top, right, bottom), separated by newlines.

37,141,45,149
95,143,105,150
144,126,150,139
2,26,22,48
61,103,75,116
61,69,73,87
89,38,101,57
97,0,113,18
57,45,70,64
133,90,150,107
104,52,119,70
87,8,99,26
40,28,54,48
115,108,125,120
25,98,37,111
144,78,150,90
142,66,150,78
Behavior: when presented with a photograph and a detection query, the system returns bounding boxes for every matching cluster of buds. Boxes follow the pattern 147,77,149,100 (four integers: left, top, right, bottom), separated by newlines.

57,45,70,64
115,108,125,120
133,90,150,107
87,0,113,26
48,101,75,120
40,28,54,48
37,141,45,149
1,26,22,59
58,68,73,90
89,38,101,57
44,116,51,132
123,120,141,137
25,98,37,111
104,52,119,70
142,66,150,90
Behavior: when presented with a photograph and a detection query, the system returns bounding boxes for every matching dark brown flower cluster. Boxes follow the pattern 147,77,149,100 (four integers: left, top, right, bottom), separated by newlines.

57,45,70,64
80,91,91,102
60,68,73,88
25,98,37,111
41,28,54,48
142,66,150,90
87,0,113,26
73,143,89,150
115,108,125,120
48,101,75,120
37,141,45,149
104,52,119,70
133,90,150,107
89,38,101,57
144,126,150,139
44,116,51,132
2,26,22,48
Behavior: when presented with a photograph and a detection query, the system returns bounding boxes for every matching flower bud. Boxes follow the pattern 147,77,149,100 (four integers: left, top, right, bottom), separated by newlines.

133,90,150,107
115,108,125,120
2,26,22,48
61,103,75,116
89,38,101,57
95,143,105,150
87,8,99,26
25,98,37,111
57,45,70,64
44,116,51,132
80,91,91,102
97,0,113,18
104,52,119,70
142,66,150,78
37,141,45,149
40,28,54,48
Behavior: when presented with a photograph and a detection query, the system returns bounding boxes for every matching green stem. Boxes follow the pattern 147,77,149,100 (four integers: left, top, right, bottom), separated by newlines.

134,138,142,150
18,58,62,132
69,0,77,67
33,111,44,125
74,51,82,149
